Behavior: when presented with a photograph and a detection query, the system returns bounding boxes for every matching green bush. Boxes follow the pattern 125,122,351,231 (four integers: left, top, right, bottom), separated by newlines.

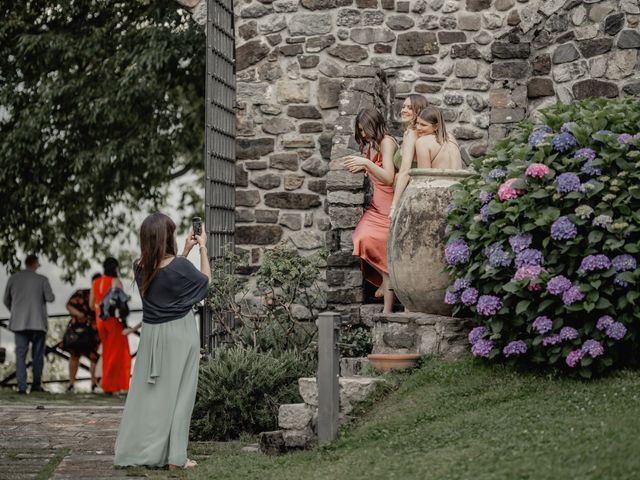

444,96,640,377
339,325,373,358
190,347,314,441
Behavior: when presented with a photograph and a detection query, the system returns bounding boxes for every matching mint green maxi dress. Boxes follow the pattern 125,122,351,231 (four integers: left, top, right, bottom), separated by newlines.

114,257,208,468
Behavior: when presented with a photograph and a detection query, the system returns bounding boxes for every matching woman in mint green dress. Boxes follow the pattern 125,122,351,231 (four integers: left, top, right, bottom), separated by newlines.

114,212,211,470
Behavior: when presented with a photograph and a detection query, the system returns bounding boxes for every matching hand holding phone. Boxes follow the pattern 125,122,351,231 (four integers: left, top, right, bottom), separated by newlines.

192,217,202,237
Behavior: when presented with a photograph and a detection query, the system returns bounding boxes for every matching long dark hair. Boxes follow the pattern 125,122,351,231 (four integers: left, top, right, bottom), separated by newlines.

136,212,177,297
406,94,429,129
103,257,119,278
417,106,449,145
354,108,388,153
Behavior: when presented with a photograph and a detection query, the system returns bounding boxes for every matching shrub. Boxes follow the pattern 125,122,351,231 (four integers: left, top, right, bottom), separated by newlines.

339,325,373,358
191,347,314,441
445,96,640,377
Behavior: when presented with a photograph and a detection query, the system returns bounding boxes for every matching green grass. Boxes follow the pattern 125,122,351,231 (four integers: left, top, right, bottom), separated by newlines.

176,357,640,480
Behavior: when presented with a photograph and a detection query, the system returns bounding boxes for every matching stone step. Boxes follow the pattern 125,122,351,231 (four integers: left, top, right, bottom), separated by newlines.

371,312,471,359
340,356,370,376
298,376,384,414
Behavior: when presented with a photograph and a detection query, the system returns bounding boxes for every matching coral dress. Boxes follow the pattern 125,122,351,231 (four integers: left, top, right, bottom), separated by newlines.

93,276,131,393
352,147,394,287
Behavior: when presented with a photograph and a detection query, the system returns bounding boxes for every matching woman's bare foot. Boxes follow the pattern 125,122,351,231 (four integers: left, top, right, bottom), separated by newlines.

168,459,197,470
374,286,384,298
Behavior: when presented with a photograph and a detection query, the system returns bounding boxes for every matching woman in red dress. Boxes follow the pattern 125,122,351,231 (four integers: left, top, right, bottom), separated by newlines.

344,108,398,313
90,257,131,394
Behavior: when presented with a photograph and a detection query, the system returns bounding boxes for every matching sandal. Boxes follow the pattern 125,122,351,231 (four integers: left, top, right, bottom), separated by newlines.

168,459,197,470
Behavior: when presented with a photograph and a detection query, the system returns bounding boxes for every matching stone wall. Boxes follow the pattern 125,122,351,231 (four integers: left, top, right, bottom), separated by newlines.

183,0,640,317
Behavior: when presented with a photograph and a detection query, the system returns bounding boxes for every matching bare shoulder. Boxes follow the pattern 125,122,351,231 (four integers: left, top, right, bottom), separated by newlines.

416,135,438,148
381,135,397,147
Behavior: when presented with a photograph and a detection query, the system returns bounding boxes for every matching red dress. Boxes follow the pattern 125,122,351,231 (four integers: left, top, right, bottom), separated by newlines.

93,276,131,393
352,147,394,287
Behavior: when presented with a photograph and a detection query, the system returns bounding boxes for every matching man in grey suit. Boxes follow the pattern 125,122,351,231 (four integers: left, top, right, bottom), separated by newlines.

3,254,55,393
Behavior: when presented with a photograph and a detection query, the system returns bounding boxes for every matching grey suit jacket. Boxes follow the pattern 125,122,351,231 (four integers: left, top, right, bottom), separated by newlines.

3,269,55,332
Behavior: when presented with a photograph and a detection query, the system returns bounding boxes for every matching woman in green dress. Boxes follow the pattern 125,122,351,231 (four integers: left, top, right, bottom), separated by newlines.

114,212,211,470
389,94,429,219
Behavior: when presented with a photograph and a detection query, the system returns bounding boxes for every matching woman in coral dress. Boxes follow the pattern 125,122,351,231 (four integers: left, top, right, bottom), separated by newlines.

90,257,131,394
344,108,398,313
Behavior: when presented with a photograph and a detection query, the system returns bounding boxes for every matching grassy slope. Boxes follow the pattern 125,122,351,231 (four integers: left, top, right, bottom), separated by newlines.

183,357,640,480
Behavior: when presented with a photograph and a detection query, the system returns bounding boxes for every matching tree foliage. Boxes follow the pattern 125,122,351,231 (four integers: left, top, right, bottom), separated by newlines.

0,0,205,279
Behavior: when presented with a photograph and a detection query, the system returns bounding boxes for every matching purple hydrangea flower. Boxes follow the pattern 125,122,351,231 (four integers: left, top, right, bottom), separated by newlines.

480,204,491,223
488,168,507,180
612,254,636,272
503,340,527,358
453,278,470,292
460,287,479,306
560,326,579,341
468,326,487,345
547,275,572,295
479,191,494,204
471,339,493,358
619,133,633,144
579,254,611,273
556,172,582,193
566,349,585,368
476,295,502,316
551,216,578,241
552,132,577,153
445,239,470,266
444,290,458,305
513,265,543,281
528,126,552,147
606,322,627,340
562,286,585,305
515,248,544,268
596,315,614,331
542,334,562,346
575,148,597,162
533,316,553,335
581,339,604,358
508,233,532,253
580,159,602,177
485,242,512,268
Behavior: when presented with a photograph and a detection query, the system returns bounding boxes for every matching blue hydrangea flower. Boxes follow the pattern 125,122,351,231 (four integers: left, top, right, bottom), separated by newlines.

614,274,629,287
619,133,633,144
533,316,553,335
596,315,614,331
479,191,494,204
552,132,577,153
579,254,611,273
453,278,471,292
476,295,502,316
528,125,552,147
471,339,493,358
479,204,491,223
468,326,488,345
606,322,627,340
581,339,604,358
515,248,544,268
444,290,458,305
551,216,577,241
575,148,597,162
560,326,579,341
580,159,602,177
508,233,532,253
547,275,572,295
488,168,507,181
485,242,512,268
612,254,636,272
556,172,581,193
503,340,527,358
445,239,470,266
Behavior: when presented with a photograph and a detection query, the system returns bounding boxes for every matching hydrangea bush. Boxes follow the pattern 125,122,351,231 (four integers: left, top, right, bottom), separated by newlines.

445,96,640,377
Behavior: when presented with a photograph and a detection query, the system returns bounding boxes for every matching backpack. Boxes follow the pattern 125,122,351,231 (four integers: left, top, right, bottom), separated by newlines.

99,286,131,328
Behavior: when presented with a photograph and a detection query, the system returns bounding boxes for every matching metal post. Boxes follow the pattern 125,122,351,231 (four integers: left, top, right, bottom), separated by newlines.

317,311,341,443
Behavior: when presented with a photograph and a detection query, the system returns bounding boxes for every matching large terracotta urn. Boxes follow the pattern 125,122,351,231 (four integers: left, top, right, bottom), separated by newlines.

388,168,475,315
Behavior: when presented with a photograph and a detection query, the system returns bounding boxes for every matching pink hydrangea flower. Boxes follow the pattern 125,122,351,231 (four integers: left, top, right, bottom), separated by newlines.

498,178,525,201
525,163,550,178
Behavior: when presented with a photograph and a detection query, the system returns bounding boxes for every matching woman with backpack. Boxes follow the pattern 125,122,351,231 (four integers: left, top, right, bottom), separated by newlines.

114,212,211,470
90,257,132,394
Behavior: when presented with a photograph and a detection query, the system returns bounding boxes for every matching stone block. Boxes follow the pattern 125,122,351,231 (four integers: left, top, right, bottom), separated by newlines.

553,60,588,83
454,62,478,78
282,134,316,149
301,0,353,9
396,32,438,56
318,77,342,109
236,190,261,207
288,13,332,36
329,206,363,228
290,230,325,249
457,12,481,30
244,160,268,170
276,80,310,104
438,31,467,44
386,14,415,30
236,225,283,245
250,173,281,190
491,61,529,79
527,78,555,98
270,153,299,171
235,208,256,223
284,174,305,190
351,27,396,44
287,105,322,119
466,0,491,11
279,213,302,230
532,54,551,75
265,192,322,209
328,44,369,62
259,430,285,455
578,38,613,58
340,357,371,377
491,42,530,59
278,404,314,430
298,377,318,406
327,190,365,205
618,30,640,49
327,250,360,267
327,170,364,191
605,49,638,80
572,79,619,99
262,117,295,135
236,40,270,71
236,138,275,161
255,209,279,223
238,21,258,41
282,428,314,448
309,179,328,194
552,43,580,64
327,287,364,303
306,35,336,53
490,108,525,124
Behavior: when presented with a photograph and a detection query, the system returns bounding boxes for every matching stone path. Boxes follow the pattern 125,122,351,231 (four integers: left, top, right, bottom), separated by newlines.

0,399,144,480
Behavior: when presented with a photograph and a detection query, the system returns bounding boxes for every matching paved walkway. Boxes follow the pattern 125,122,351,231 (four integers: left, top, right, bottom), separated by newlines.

0,398,144,480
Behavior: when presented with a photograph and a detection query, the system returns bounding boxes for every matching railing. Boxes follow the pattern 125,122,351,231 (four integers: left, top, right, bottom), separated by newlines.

0,306,206,388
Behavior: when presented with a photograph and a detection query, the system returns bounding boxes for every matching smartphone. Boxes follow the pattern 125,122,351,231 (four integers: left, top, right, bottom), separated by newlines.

192,217,202,237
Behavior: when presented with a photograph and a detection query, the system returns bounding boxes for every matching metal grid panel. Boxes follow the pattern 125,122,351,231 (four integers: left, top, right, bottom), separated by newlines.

204,0,236,352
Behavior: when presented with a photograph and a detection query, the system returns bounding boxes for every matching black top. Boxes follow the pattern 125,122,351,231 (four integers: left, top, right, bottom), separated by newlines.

135,257,209,324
